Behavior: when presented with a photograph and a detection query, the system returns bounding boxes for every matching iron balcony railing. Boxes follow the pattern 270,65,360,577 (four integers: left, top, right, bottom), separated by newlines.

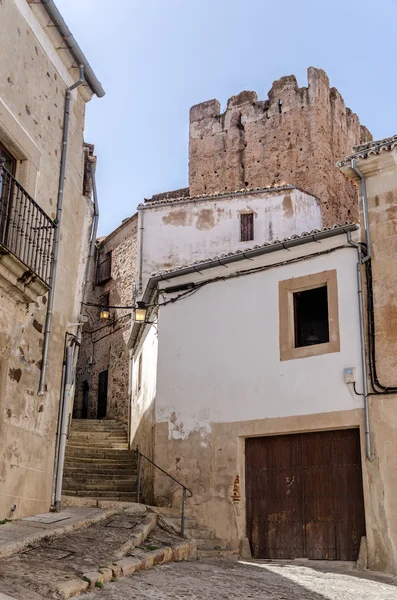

0,161,55,287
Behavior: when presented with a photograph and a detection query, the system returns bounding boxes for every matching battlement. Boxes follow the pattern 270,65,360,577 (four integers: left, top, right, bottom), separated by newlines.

189,67,371,227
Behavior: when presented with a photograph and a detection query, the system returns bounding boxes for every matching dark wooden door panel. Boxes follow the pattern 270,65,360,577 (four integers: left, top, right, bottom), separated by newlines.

246,434,304,559
331,429,366,560
97,369,108,419
302,431,337,559
245,429,366,561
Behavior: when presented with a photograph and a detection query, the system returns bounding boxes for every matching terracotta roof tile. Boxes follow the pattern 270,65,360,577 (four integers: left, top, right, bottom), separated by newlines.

140,184,316,208
338,134,397,167
152,222,356,276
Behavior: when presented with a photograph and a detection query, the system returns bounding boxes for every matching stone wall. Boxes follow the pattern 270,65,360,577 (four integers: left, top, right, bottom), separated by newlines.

339,144,397,574
75,214,138,424
0,0,94,518
189,67,372,227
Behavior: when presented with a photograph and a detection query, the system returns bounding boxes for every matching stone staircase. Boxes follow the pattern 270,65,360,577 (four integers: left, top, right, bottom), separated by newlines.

154,506,236,559
63,419,138,501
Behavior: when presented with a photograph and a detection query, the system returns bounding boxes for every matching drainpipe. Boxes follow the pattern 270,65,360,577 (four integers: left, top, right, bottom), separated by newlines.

54,344,73,511
38,66,85,396
51,159,99,508
351,159,371,261
71,158,100,390
82,158,99,307
347,231,372,461
51,360,66,506
138,208,145,293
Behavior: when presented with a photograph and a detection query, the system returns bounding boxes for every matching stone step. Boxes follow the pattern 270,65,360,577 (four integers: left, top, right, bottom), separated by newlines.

64,458,136,467
197,549,238,559
163,514,197,524
63,482,138,492
69,430,128,436
71,422,127,428
66,447,136,458
68,438,128,445
70,428,128,434
187,527,216,540
68,438,128,442
64,467,138,476
195,538,227,550
63,473,137,485
70,434,128,439
68,441,128,450
63,490,138,499
154,506,195,518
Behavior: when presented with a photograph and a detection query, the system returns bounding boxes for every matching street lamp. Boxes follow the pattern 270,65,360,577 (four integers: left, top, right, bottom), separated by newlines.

99,308,110,321
134,301,147,323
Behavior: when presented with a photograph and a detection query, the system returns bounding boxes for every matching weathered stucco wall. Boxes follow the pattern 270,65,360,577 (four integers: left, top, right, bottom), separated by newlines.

339,146,397,574
138,187,322,292
136,236,369,550
0,0,94,518
189,67,371,227
130,324,158,502
75,215,138,423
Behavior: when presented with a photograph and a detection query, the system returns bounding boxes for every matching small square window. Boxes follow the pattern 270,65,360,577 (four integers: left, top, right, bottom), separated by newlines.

241,213,254,242
279,270,340,361
293,286,329,348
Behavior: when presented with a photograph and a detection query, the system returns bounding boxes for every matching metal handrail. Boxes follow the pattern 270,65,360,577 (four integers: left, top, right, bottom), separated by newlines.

135,448,192,538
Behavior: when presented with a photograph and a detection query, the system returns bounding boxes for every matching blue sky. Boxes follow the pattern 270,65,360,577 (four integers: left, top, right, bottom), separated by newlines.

55,0,397,236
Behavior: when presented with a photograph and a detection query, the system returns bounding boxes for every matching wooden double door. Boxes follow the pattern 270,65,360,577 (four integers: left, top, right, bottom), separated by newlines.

245,429,366,560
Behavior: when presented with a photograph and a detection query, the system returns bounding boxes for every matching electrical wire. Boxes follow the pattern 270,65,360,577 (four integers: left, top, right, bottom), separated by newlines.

353,382,364,396
364,250,397,394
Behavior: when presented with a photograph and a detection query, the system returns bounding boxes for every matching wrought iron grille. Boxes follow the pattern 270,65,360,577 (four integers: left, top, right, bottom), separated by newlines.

0,162,55,286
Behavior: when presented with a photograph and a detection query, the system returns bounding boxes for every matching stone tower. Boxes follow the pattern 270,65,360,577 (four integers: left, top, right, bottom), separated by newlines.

189,67,371,227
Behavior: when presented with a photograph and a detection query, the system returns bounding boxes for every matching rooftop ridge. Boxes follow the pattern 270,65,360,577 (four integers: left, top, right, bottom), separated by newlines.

338,133,397,167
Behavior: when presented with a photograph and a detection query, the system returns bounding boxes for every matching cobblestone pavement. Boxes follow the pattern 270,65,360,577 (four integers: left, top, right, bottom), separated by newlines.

85,558,397,600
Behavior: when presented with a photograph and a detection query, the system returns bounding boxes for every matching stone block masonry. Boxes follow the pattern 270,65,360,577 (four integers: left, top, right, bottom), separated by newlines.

189,67,372,227
75,214,138,423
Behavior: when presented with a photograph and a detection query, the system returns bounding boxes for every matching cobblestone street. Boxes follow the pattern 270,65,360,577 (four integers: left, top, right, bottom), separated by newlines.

84,559,397,600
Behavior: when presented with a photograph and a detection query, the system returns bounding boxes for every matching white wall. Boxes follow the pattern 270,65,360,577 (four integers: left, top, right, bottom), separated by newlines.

130,324,158,448
154,237,363,437
138,188,322,291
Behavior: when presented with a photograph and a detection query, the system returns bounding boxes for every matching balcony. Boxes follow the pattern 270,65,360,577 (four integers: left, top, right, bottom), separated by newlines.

0,162,55,302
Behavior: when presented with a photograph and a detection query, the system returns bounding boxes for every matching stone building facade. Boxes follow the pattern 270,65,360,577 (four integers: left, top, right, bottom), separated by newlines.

75,68,371,441
0,0,102,518
338,136,397,574
74,214,138,424
129,68,397,568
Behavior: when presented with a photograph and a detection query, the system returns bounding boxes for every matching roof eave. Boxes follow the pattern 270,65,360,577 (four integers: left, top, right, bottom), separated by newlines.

40,0,105,98
128,223,359,351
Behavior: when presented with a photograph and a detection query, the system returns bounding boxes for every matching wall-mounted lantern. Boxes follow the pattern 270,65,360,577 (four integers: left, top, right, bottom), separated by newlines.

99,308,111,321
134,301,147,323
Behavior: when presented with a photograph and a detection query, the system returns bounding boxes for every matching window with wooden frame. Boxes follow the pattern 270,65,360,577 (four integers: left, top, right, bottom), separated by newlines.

240,212,254,242
279,270,340,361
137,354,143,393
0,141,16,176
96,251,112,285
